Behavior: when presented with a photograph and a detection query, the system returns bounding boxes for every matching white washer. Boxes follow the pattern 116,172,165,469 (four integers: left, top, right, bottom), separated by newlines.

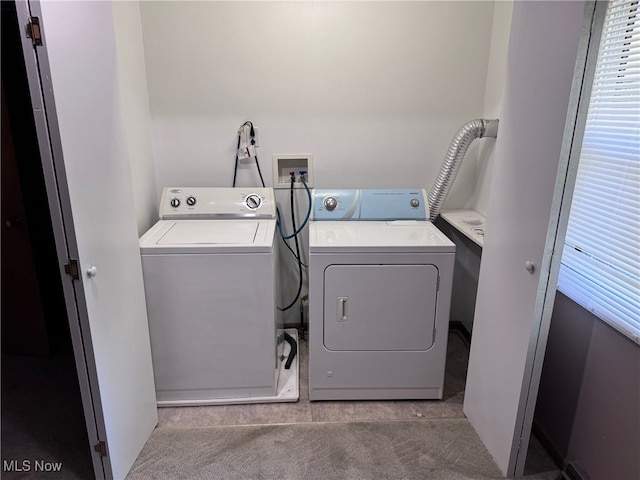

140,187,297,406
308,189,455,401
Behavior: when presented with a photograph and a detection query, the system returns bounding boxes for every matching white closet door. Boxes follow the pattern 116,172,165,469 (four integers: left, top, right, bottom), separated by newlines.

463,0,586,477
19,1,158,479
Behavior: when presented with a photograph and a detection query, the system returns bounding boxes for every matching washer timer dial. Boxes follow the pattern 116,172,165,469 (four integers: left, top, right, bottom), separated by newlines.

245,194,262,210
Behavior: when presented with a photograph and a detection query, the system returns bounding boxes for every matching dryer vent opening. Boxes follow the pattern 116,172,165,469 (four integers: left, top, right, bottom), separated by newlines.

428,118,499,222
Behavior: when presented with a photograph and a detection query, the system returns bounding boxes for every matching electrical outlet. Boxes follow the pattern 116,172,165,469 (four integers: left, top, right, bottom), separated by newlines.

240,125,259,149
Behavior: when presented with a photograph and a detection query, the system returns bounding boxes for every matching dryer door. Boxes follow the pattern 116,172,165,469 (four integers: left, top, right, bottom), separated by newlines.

323,264,438,351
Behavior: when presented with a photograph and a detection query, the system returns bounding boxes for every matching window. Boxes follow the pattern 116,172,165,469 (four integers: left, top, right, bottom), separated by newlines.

558,0,640,344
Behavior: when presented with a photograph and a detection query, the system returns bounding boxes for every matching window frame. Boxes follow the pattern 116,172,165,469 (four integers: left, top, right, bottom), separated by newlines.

557,0,640,345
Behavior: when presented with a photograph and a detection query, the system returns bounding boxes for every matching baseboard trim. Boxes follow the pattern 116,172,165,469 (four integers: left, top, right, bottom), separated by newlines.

532,419,567,470
562,462,590,480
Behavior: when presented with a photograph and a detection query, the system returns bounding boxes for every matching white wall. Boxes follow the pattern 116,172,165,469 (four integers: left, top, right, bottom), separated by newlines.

467,0,513,216
536,293,640,480
112,1,158,235
139,1,495,207
137,1,500,323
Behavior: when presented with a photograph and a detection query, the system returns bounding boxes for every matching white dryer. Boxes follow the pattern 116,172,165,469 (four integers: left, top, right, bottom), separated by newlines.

308,189,455,401
140,187,297,406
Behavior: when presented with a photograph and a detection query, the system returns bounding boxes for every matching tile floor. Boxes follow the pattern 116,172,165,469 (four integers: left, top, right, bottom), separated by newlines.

1,328,559,479
157,328,469,429
152,328,559,479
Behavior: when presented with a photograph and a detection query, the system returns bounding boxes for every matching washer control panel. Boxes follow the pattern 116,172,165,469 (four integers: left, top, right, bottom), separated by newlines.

160,187,276,219
313,189,429,221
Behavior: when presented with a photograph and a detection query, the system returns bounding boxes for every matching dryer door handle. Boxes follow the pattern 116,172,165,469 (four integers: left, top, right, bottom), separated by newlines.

338,297,348,322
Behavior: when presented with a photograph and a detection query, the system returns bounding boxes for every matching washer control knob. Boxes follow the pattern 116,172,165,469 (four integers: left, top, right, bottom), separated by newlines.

324,196,338,211
245,194,262,210
186,196,197,206
410,198,420,208
170,198,180,208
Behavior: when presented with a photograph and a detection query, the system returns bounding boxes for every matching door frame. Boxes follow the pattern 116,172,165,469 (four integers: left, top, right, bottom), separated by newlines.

13,1,610,478
511,1,606,476
15,1,108,478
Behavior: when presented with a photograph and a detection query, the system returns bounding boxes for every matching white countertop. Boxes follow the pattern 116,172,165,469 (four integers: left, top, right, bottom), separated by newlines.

440,210,486,247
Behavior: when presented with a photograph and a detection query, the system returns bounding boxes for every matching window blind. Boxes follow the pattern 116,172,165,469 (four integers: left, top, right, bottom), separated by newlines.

558,0,640,344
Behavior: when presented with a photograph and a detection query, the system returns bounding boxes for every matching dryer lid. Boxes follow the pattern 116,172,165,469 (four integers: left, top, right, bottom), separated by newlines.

309,220,455,253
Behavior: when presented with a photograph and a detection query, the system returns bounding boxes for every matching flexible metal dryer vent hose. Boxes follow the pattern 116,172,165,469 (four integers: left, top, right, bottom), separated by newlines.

427,118,499,222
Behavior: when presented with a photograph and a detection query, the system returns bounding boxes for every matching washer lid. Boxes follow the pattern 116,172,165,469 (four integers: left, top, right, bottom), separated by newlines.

309,220,455,253
140,220,276,254
158,222,258,245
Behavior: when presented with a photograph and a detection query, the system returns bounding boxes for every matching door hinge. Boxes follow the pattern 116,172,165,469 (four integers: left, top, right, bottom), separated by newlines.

94,440,108,458
64,259,80,280
25,16,43,47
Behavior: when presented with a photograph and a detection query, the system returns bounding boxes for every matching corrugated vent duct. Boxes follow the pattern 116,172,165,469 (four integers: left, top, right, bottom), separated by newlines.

428,119,499,222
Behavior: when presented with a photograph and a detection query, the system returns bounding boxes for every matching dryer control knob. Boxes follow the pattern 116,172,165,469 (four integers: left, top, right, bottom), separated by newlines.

170,198,180,208
410,198,420,208
245,194,262,210
186,196,197,206
324,196,338,211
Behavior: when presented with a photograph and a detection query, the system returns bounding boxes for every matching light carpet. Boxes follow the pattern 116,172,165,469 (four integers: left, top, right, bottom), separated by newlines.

127,418,504,480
